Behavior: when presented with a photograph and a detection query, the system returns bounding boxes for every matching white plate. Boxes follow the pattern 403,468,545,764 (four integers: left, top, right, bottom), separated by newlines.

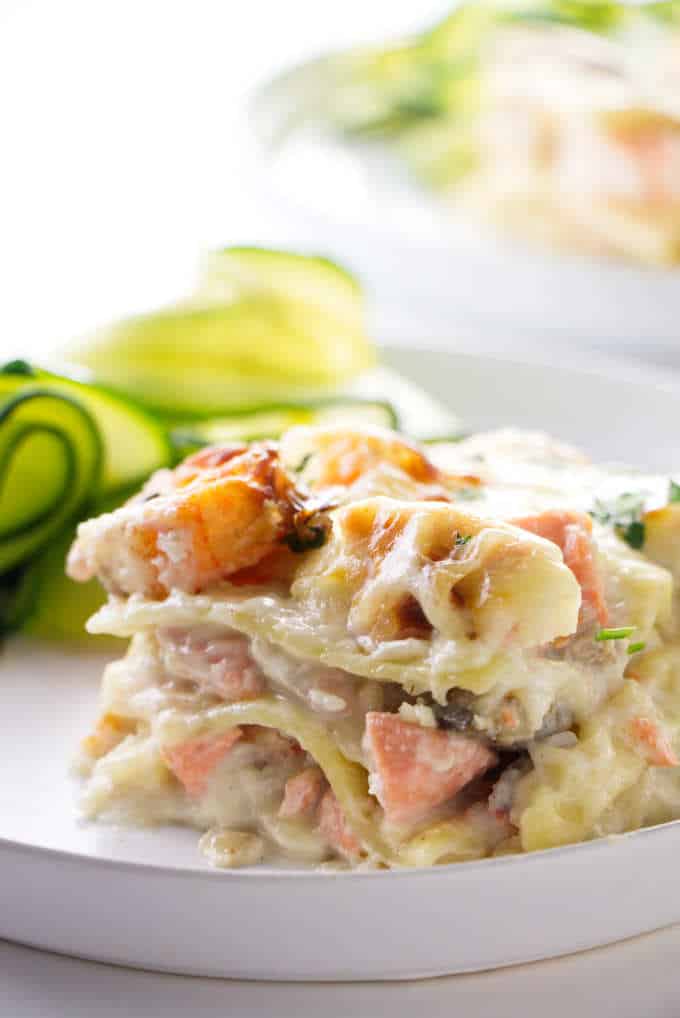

249,66,680,353
3,346,680,982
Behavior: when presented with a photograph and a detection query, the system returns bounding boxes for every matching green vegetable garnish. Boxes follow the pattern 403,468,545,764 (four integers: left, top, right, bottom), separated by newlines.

621,520,645,550
669,480,680,503
0,365,171,493
627,641,646,654
64,248,374,416
453,486,482,501
0,366,171,636
595,626,635,642
169,399,397,456
283,523,329,554
0,563,39,636
0,389,101,574
293,453,313,475
455,533,472,546
591,492,647,550
1,360,36,377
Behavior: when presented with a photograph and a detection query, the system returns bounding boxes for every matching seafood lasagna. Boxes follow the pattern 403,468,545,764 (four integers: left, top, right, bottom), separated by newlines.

68,425,680,868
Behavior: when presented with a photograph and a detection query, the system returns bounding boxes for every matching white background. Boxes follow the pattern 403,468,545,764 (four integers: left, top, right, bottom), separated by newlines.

0,0,448,360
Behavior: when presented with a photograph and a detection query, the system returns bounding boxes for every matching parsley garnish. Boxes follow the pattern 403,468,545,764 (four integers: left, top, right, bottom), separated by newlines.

622,520,645,549
591,492,647,550
1,359,35,376
283,525,327,553
627,641,646,655
283,506,331,554
293,453,312,474
595,626,635,642
455,487,482,502
669,480,680,503
455,533,472,546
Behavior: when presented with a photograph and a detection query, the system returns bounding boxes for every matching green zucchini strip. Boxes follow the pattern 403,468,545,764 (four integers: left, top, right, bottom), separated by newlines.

169,398,398,454
0,389,101,573
1,483,136,642
62,247,374,416
0,365,171,493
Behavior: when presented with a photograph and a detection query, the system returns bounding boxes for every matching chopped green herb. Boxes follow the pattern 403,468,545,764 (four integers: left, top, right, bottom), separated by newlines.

595,626,635,642
669,480,680,504
293,453,312,474
591,492,646,525
283,525,328,554
455,533,472,546
627,641,646,655
591,492,647,550
1,359,36,377
621,520,645,549
422,433,467,444
454,487,483,501
283,507,332,554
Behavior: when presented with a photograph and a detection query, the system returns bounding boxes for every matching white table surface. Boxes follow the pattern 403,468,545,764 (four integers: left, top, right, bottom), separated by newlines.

0,0,450,362
3,925,680,1018
2,1,680,1011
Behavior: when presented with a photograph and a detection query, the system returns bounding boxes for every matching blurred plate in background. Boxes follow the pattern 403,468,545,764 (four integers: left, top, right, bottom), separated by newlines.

249,54,680,362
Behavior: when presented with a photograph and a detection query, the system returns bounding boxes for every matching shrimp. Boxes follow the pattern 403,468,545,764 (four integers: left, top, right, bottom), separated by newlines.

67,427,480,600
280,425,482,500
67,443,304,598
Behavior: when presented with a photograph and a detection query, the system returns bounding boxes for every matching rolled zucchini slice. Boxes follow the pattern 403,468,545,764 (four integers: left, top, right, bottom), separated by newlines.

0,363,171,631
0,484,134,643
0,362,171,493
63,247,375,416
0,387,101,573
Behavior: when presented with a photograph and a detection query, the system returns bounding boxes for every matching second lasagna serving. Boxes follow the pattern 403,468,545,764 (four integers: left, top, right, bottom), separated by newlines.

67,424,680,868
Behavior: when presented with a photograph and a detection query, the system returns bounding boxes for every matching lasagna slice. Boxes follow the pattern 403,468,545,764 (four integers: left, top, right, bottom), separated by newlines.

69,425,678,867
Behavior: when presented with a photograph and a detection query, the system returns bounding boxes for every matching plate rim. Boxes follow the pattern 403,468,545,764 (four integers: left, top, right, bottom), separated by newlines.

382,341,680,396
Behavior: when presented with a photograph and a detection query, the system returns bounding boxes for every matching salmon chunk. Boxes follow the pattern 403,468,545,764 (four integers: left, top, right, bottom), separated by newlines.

163,729,243,797
364,712,497,827
628,717,679,768
513,510,608,625
317,789,361,858
279,766,326,819
156,628,266,702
